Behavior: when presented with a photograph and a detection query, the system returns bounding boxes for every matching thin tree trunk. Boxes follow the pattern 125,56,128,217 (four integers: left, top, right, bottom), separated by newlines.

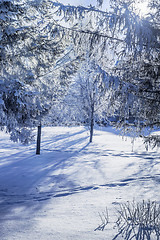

36,125,41,155
89,104,94,143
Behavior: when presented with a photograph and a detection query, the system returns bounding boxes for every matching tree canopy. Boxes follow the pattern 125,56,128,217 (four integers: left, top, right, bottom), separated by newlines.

0,0,159,145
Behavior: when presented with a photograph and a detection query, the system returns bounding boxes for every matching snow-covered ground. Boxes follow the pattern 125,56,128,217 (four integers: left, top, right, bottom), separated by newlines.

0,126,160,239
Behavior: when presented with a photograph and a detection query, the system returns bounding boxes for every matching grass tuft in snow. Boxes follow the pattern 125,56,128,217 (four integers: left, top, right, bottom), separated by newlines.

114,200,160,240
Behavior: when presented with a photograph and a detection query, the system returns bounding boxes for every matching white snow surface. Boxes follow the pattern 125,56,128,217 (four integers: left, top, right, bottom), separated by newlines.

0,126,160,239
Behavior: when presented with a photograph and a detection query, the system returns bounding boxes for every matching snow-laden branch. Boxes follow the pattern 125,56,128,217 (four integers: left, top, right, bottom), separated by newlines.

48,0,110,17
51,22,124,42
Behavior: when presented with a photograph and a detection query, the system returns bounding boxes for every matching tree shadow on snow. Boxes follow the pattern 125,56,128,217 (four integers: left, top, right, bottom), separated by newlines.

0,130,90,222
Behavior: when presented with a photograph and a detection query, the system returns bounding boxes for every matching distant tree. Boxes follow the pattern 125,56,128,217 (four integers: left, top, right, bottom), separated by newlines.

48,55,114,142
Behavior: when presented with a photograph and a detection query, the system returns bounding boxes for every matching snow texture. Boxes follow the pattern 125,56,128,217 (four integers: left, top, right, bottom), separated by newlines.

0,126,160,239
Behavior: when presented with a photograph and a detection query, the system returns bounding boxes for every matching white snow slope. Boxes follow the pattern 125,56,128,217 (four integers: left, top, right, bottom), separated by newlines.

0,126,160,240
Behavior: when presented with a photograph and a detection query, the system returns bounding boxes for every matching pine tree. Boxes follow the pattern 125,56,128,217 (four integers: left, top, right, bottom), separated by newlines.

0,0,78,146
111,0,160,145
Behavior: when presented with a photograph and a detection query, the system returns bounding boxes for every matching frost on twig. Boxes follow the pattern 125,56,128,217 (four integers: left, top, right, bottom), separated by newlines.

144,135,160,150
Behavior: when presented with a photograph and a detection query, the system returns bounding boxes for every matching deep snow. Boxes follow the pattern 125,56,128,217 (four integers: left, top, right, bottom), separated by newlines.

0,126,160,239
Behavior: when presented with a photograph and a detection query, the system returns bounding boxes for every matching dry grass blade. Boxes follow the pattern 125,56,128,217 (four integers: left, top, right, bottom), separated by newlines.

94,207,109,231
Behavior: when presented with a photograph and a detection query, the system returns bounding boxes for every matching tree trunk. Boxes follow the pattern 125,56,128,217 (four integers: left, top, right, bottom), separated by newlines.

36,125,41,155
89,104,94,143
